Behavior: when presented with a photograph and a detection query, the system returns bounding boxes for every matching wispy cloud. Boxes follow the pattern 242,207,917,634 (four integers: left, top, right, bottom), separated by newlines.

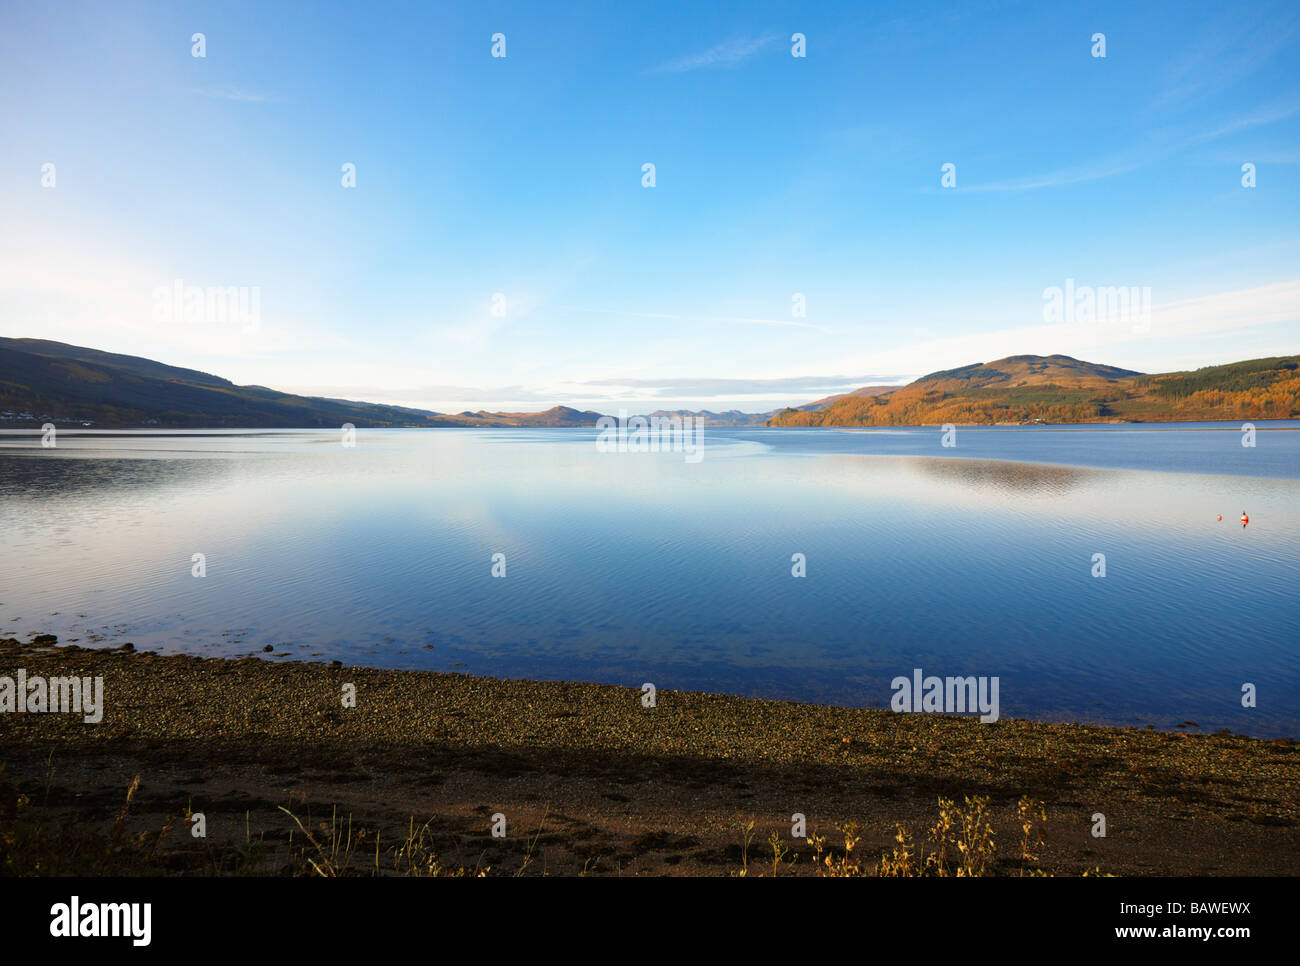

187,86,272,103
287,372,910,412
1152,8,1300,110
1230,150,1300,164
837,279,1300,376
204,280,1300,414
286,383,558,405
559,306,834,333
648,33,778,73
955,96,1300,193
1185,93,1300,144
954,154,1148,193
582,374,905,397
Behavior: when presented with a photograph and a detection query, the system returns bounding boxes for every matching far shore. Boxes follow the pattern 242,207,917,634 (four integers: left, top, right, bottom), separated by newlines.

3,418,1300,433
2,636,1295,876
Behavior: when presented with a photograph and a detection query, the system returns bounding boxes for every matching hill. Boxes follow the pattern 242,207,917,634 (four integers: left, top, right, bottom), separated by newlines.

766,354,1300,426
442,405,609,428
0,338,603,428
647,386,897,427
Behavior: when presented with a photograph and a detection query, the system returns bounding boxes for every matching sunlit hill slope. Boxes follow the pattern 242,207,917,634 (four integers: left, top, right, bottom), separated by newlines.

766,354,1300,426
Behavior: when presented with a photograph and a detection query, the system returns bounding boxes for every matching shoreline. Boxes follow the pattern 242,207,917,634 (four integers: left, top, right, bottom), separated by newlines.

3,420,1300,432
2,627,1289,739
2,637,1296,876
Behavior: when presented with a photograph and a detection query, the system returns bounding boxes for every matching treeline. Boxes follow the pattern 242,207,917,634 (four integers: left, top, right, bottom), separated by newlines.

1171,377,1300,419
1137,357,1300,400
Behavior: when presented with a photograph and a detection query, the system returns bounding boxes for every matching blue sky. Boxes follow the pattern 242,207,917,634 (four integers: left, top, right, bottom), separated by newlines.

2,0,1298,413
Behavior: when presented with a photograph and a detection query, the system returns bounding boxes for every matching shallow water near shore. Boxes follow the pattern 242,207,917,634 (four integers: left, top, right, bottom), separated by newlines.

1,423,1298,736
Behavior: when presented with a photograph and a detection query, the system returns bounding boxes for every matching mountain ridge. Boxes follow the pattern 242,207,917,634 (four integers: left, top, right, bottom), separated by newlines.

0,338,602,428
766,353,1300,426
2,339,1296,428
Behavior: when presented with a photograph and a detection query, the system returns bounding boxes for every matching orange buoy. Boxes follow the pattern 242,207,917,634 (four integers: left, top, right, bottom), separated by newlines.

1217,514,1222,521
1240,513,1249,527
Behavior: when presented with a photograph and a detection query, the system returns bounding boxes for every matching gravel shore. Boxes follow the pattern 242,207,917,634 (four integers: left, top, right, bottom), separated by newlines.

2,636,1296,875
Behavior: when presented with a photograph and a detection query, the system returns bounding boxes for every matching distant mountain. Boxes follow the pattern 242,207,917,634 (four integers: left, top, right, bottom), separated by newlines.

648,386,897,427
0,338,604,428
767,354,1300,426
442,405,609,428
646,409,772,427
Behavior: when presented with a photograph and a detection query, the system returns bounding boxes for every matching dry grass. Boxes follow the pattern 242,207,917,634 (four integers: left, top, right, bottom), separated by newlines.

1,772,496,877
280,802,488,877
795,795,1062,877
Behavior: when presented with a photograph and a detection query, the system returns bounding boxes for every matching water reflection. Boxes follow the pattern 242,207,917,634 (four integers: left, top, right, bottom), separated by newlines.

0,454,237,501
905,457,1095,494
0,428,1297,736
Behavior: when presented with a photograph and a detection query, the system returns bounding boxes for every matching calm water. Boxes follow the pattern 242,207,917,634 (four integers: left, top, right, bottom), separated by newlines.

1,423,1298,736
